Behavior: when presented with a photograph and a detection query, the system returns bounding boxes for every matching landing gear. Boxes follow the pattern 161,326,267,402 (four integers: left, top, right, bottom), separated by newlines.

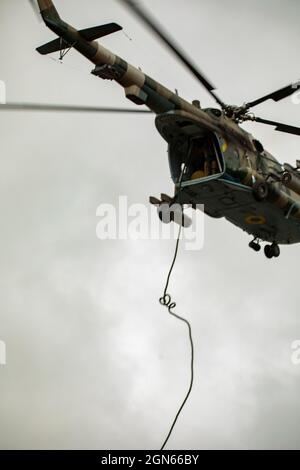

264,243,280,259
249,238,280,258
249,239,261,252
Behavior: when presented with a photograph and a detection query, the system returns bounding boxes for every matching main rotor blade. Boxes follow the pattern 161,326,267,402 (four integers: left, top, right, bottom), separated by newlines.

254,117,300,136
0,103,152,114
246,82,300,109
118,0,224,107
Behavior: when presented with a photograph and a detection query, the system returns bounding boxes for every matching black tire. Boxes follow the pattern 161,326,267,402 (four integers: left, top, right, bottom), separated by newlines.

271,243,280,258
249,241,261,252
253,182,269,202
264,245,273,259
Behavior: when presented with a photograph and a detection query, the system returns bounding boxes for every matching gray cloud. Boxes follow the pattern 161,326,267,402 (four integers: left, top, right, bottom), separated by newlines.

0,0,300,450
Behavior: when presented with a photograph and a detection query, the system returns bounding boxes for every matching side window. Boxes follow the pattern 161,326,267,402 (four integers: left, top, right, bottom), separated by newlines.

253,139,264,154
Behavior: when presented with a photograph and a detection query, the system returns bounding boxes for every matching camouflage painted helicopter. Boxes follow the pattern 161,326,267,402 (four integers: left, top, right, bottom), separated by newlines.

2,0,300,259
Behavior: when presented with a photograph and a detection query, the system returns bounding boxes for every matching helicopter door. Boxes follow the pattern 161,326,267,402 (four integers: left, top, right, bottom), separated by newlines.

186,134,223,181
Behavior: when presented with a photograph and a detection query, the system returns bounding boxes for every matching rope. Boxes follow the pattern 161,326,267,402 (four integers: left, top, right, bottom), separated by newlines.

159,224,195,451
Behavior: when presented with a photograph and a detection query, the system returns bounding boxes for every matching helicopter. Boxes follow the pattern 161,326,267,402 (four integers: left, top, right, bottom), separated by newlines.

2,0,300,259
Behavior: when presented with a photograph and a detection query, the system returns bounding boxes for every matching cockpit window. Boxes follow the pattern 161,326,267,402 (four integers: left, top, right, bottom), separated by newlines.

169,133,224,183
257,153,282,174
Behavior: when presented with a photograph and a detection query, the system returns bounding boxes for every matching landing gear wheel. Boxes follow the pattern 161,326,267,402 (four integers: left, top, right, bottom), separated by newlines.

249,240,261,252
271,243,280,258
264,244,273,259
253,182,269,202
264,243,280,259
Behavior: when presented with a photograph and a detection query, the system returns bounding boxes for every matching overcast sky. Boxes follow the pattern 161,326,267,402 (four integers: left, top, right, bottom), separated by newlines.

1,0,300,450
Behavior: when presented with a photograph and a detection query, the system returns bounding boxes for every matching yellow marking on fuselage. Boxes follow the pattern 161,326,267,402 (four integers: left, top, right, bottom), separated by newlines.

245,214,266,225
221,140,228,153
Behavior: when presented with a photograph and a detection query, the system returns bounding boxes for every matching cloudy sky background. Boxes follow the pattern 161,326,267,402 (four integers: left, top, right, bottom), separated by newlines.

0,0,300,450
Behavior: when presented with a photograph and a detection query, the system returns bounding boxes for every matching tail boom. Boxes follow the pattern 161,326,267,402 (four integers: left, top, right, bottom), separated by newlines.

35,0,208,118
36,0,60,20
